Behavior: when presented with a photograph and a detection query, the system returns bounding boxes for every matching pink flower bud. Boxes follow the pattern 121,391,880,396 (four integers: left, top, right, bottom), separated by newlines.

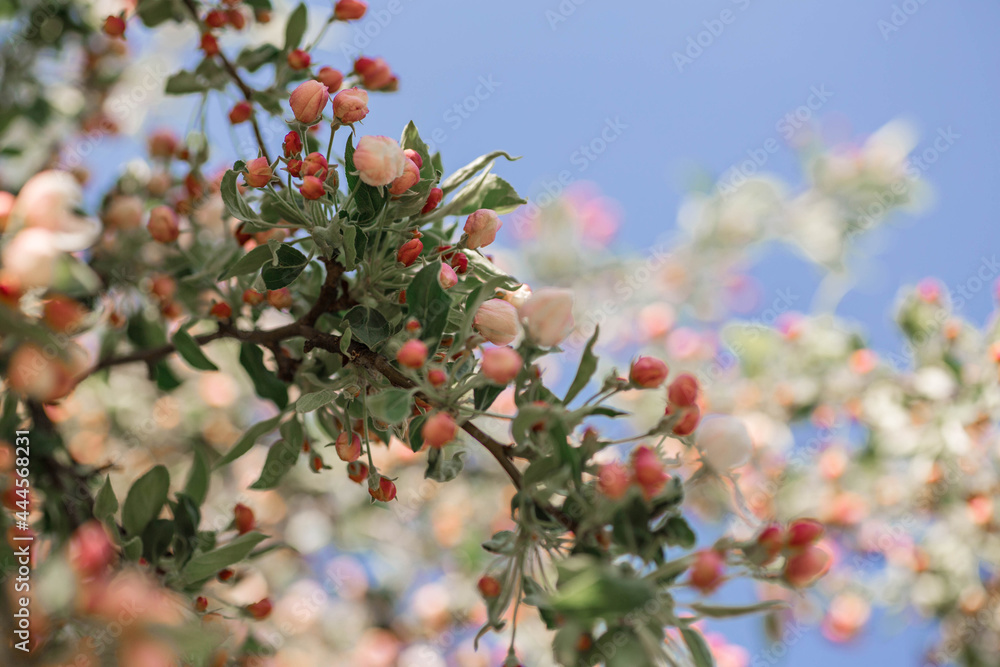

438,263,458,289
227,9,246,29
233,504,255,535
335,431,362,462
783,545,831,587
422,412,458,449
104,195,144,229
450,251,468,274
629,356,668,388
389,158,420,195
427,369,447,386
421,187,443,214
672,404,700,436
477,575,502,598
631,445,667,498
689,549,726,593
369,476,397,502
300,152,329,178
354,56,396,90
347,461,368,484
267,288,293,310
200,33,219,56
103,15,126,38
396,339,428,369
747,524,784,566
403,149,423,170
481,346,522,385
353,135,406,186
246,599,273,620
148,129,178,158
210,302,232,320
147,206,179,243
463,209,502,249
299,175,325,200
335,0,367,20
473,299,520,346
520,288,574,347
696,415,752,471
228,101,252,125
785,518,825,550
283,131,303,157
68,521,114,576
332,87,368,123
287,48,311,70
205,9,227,27
597,462,630,500
397,238,423,266
243,156,272,188
668,373,699,407
289,80,329,124
318,66,344,93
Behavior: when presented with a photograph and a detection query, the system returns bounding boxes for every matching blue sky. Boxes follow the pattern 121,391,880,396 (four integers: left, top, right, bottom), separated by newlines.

129,0,999,662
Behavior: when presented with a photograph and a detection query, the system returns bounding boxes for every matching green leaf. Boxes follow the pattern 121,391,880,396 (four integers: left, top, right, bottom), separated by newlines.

425,448,466,482
239,343,289,408
296,389,338,413
94,476,118,523
136,0,181,27
172,329,219,371
164,71,208,95
249,439,300,489
236,44,280,72
142,519,175,563
661,516,697,549
341,225,358,270
458,174,525,215
122,465,170,537
154,360,182,391
220,170,259,224
482,530,517,555
122,536,143,561
563,326,600,404
344,306,391,349
279,417,304,449
216,414,283,467
182,532,268,585
184,450,210,506
681,627,715,667
407,262,452,347
261,244,308,290
284,3,307,50
440,151,520,194
690,600,786,619
0,392,18,436
367,388,413,424
550,558,654,619
474,384,505,411
406,415,425,452
218,244,274,281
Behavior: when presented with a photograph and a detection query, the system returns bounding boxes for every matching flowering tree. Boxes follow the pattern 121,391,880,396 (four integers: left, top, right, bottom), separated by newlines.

503,122,1000,666
0,2,849,666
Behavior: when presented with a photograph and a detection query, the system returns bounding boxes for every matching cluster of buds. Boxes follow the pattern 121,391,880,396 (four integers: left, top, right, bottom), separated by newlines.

746,519,831,587
663,373,701,436
597,445,672,501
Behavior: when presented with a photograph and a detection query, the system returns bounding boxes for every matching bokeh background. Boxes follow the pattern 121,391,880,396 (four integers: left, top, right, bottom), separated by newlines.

72,0,999,663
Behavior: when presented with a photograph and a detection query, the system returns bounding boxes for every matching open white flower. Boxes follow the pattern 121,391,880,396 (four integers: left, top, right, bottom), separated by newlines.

9,170,101,252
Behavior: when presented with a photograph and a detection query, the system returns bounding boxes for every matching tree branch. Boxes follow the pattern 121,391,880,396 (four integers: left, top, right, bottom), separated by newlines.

179,0,271,163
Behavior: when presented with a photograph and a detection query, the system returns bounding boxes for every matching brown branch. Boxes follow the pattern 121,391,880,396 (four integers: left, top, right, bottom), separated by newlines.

180,0,271,163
